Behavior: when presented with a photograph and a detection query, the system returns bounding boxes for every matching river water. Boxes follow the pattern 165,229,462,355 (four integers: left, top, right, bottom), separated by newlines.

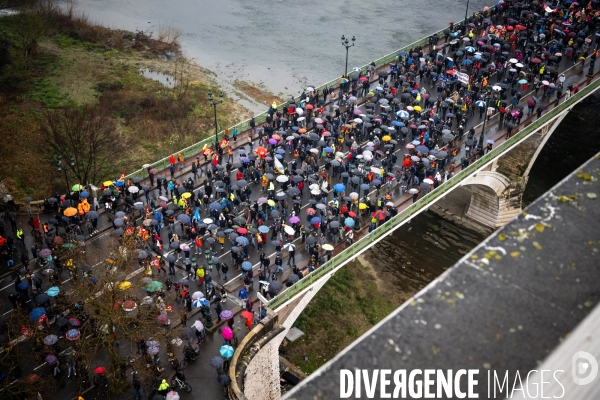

71,0,491,98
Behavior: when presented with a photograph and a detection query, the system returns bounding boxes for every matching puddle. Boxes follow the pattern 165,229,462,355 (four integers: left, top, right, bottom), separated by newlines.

0,8,19,17
139,68,177,88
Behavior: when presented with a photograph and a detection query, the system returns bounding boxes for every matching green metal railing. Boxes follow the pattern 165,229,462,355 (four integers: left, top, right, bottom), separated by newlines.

268,74,600,310
123,8,495,181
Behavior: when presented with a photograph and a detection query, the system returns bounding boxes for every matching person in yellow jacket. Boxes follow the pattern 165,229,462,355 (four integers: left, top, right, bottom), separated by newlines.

158,379,170,395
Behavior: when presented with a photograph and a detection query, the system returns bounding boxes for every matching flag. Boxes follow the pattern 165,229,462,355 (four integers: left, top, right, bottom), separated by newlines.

543,3,557,13
118,171,126,181
193,208,200,222
202,144,213,157
219,138,229,149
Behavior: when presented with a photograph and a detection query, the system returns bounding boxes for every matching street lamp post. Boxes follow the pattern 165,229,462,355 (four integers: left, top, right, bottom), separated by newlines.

56,155,75,194
478,90,491,150
208,90,224,148
341,35,356,78
464,0,470,24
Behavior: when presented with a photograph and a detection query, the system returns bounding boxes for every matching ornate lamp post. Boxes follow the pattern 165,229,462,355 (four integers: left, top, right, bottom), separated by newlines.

341,35,356,78
208,90,224,148
56,155,75,194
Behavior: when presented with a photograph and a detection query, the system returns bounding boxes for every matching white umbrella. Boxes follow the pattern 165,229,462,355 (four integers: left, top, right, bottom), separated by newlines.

353,118,363,124
276,175,289,183
194,320,204,332
409,188,419,194
128,186,139,193
296,108,304,115
423,178,434,184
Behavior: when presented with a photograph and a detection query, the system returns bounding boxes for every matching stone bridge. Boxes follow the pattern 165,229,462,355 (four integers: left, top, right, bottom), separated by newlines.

225,72,600,400
461,110,569,228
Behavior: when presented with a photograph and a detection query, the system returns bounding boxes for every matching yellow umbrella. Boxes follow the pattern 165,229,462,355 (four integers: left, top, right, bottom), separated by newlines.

267,200,276,207
118,281,132,290
414,105,422,112
382,135,392,142
103,181,113,187
63,207,77,217
358,203,368,210
181,192,192,199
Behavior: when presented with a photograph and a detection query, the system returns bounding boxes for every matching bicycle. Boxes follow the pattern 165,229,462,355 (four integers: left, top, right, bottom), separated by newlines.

171,375,192,393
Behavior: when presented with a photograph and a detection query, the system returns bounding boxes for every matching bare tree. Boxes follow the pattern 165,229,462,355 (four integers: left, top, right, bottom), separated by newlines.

43,105,123,186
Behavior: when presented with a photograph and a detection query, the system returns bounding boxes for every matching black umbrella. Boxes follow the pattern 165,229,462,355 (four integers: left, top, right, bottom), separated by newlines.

169,242,180,249
305,236,317,245
218,374,232,387
286,274,299,284
268,281,283,295
167,254,176,262
35,294,50,305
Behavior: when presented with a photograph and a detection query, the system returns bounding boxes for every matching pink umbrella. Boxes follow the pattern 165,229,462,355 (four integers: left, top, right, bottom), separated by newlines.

222,326,233,341
268,138,278,145
157,314,168,324
353,109,362,115
289,216,300,224
179,243,190,251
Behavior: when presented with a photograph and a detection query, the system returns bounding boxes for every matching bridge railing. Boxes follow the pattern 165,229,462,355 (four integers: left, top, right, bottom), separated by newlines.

268,73,600,310
123,9,495,181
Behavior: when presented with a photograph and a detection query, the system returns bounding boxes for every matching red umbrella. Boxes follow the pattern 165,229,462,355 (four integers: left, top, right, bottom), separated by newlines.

531,58,542,64
372,210,386,221
241,311,253,320
348,211,357,218
94,366,106,374
305,104,314,110
237,227,248,234
255,147,268,157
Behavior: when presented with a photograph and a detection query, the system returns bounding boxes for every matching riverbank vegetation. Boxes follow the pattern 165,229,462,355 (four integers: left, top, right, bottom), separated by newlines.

0,0,250,200
282,258,405,374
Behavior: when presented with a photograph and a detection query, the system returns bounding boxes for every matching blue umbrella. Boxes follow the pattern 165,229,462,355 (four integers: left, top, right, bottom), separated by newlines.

344,218,355,228
241,261,253,271
411,89,419,94
324,147,334,153
474,54,482,60
17,282,28,291
258,225,269,233
465,46,475,52
220,345,234,358
47,286,60,297
209,202,223,211
397,110,409,119
199,298,210,307
360,184,370,191
275,149,286,155
411,140,421,146
310,217,321,224
79,191,89,198
236,236,249,246
416,145,429,154
192,298,204,308
177,214,191,223
334,183,345,192
292,126,299,131
115,181,124,186
30,307,46,322
391,120,404,127
241,157,250,163
462,59,472,65
398,51,408,57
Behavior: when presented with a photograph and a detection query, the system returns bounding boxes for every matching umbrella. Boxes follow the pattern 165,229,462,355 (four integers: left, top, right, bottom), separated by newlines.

344,217,355,228
30,307,46,322
46,355,58,365
222,326,234,340
236,236,249,246
241,261,253,271
47,286,60,297
157,314,169,324
69,317,81,327
409,188,419,194
66,329,80,340
211,356,224,369
220,310,234,321
192,291,205,300
322,244,334,251
287,274,299,284
63,207,77,217
220,345,235,358
44,334,58,345
218,374,232,387
177,214,191,223
35,294,50,305
194,320,204,332
166,392,181,400
146,281,163,292
268,281,283,295
39,248,52,258
86,211,99,220
94,366,106,374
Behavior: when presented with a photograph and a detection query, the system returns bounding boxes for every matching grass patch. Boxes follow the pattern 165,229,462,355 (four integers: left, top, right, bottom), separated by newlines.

282,261,397,374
